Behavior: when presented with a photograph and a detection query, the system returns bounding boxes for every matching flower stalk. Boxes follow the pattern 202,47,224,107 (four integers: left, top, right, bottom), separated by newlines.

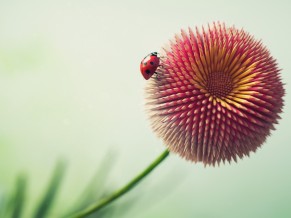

71,149,170,218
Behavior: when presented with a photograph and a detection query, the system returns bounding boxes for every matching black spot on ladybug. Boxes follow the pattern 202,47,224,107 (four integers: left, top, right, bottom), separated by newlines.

143,62,147,66
145,69,151,74
150,62,154,65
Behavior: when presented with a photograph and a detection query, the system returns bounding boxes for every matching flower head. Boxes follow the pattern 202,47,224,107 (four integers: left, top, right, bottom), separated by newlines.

145,22,285,165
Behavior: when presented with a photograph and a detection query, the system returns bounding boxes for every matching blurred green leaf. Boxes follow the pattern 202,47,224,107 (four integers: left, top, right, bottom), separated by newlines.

32,160,66,218
0,152,141,218
12,175,27,218
0,190,8,217
0,174,27,218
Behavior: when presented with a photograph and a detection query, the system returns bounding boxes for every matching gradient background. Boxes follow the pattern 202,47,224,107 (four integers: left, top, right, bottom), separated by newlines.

0,0,290,217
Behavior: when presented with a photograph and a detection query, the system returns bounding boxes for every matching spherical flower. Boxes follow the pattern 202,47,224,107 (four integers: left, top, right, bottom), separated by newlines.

145,22,285,165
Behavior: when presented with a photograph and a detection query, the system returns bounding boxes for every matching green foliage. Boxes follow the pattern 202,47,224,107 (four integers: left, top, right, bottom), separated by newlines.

32,161,66,218
0,153,124,218
0,161,65,218
1,174,27,218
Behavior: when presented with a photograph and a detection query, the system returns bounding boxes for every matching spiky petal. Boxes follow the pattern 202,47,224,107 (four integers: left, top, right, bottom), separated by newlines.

145,22,285,165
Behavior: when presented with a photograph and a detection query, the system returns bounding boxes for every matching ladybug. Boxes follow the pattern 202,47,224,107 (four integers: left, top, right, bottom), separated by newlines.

140,52,160,80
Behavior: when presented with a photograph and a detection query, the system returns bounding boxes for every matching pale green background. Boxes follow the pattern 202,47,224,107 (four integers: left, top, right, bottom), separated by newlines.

0,0,290,217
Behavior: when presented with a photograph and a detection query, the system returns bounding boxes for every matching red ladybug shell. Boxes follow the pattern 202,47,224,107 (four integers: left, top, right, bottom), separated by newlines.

140,52,160,80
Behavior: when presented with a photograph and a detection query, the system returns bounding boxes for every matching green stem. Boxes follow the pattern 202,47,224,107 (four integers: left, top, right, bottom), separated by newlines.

71,149,170,218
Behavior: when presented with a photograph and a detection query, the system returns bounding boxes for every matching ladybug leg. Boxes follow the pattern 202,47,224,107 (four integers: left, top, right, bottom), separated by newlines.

154,72,161,81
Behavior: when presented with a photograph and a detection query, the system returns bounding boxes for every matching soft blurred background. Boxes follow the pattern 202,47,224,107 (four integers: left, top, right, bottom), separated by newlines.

0,0,290,217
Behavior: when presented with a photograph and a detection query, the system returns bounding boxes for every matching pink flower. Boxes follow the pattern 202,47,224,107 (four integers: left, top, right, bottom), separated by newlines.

145,22,285,165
